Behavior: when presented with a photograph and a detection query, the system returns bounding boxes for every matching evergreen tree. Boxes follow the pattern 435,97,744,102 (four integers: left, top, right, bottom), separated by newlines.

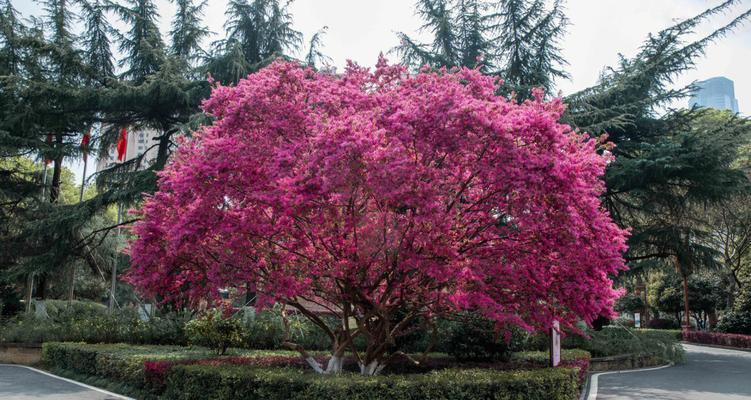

490,0,568,96
205,0,301,84
77,0,115,82
396,0,567,96
169,0,209,64
563,0,751,327
109,0,165,83
304,26,331,68
396,0,462,68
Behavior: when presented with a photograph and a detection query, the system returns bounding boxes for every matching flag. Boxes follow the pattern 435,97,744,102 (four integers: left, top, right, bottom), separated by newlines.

44,134,53,165
81,131,91,162
116,127,128,162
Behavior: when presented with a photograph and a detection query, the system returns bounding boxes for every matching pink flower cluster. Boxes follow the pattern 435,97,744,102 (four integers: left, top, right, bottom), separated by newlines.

128,57,628,335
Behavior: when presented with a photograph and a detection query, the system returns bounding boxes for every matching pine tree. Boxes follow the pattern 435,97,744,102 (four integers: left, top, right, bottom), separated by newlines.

489,0,568,96
109,0,165,83
304,26,331,69
395,0,461,68
169,0,209,64
205,0,301,84
77,0,115,82
563,0,751,327
396,0,567,96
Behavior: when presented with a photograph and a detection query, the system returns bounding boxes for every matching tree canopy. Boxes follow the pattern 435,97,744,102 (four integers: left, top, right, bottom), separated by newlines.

128,60,628,374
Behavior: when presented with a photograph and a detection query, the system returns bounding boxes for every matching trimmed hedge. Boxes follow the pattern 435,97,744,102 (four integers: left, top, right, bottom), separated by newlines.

683,330,751,349
164,364,581,400
43,342,587,399
41,342,299,396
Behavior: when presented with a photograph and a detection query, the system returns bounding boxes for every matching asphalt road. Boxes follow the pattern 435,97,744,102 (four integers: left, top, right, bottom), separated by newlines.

589,343,751,400
0,365,130,400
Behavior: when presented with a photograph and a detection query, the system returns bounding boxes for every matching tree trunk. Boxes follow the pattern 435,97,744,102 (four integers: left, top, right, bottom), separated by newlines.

49,133,63,204
67,265,75,303
24,273,34,314
682,273,691,330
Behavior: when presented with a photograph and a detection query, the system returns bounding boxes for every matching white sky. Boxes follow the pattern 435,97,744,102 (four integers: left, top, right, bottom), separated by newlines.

13,0,751,183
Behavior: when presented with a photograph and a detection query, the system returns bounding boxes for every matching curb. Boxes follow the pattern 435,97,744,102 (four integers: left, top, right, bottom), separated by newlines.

584,362,673,400
681,341,751,353
0,364,134,400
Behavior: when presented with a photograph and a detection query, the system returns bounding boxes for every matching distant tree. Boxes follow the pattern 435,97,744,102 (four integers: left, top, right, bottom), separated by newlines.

650,272,727,330
168,0,209,65
304,26,331,69
396,0,568,97
564,1,751,329
205,0,302,84
108,0,165,83
77,0,115,82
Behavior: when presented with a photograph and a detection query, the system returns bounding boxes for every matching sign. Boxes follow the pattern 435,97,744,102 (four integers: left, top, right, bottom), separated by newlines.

550,320,561,367
634,312,641,328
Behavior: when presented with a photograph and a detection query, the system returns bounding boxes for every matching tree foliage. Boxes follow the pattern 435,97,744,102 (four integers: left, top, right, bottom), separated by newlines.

396,0,568,96
128,60,628,374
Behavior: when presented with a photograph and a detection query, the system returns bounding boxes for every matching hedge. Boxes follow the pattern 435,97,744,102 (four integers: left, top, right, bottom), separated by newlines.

164,364,581,400
683,330,751,349
42,342,587,399
41,342,301,396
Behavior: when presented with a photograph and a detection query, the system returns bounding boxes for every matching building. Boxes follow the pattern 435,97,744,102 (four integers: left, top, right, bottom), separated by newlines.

96,128,160,172
688,76,739,113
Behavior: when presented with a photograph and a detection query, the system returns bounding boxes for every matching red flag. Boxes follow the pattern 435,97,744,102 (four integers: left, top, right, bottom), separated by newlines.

81,131,91,162
116,127,128,162
44,134,53,165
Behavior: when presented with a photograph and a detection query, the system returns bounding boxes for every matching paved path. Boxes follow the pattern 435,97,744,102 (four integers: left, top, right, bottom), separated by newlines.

588,343,751,400
0,365,130,400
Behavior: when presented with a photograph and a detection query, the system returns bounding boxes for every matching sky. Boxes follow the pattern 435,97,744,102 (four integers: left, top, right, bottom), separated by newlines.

13,0,751,183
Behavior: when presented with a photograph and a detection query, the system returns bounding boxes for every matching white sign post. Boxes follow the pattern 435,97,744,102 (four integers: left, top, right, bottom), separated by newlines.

550,320,561,367
634,312,641,328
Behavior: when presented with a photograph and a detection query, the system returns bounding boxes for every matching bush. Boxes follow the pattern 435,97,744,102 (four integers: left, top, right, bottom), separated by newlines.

185,312,247,355
164,364,581,400
716,311,751,335
443,313,526,362
41,342,264,396
614,293,644,314
582,327,683,363
645,318,680,330
0,304,189,345
683,330,751,349
0,279,22,317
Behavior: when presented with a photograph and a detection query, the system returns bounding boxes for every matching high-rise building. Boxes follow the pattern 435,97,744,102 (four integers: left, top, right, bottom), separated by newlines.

688,76,739,113
96,128,160,172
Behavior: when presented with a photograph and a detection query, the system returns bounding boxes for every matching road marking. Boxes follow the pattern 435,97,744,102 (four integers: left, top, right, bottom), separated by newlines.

0,364,134,400
586,363,674,400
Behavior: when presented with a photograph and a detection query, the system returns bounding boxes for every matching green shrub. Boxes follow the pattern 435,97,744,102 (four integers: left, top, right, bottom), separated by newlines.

185,312,247,355
42,342,236,395
0,305,189,345
582,327,683,363
716,311,751,335
614,293,645,314
164,364,580,400
442,313,526,362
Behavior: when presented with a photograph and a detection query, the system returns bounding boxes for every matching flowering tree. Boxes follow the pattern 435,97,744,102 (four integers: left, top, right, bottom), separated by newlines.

128,58,628,375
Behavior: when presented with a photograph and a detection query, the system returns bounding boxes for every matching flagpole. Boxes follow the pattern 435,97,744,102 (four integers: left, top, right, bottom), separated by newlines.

110,127,127,313
109,203,120,313
68,154,88,304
